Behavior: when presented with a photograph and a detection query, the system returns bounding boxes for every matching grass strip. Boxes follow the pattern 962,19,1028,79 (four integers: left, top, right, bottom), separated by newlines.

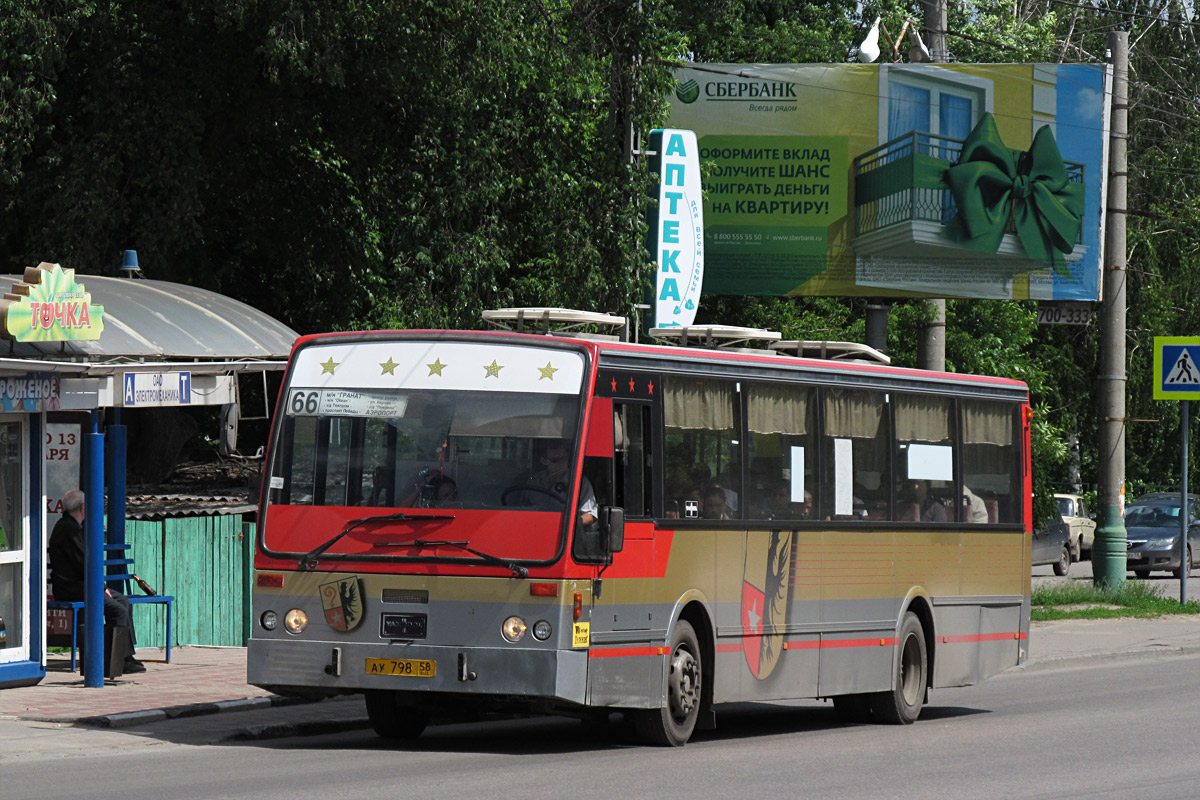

1032,580,1200,620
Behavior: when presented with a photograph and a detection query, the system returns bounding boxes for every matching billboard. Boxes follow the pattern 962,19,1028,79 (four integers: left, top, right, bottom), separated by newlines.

666,63,1110,301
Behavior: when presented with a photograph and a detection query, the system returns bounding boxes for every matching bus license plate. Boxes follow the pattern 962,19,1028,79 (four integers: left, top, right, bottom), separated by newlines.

365,658,436,678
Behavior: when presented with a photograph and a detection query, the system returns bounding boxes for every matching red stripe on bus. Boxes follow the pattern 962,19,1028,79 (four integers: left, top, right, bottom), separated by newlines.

941,631,1027,644
588,646,663,659
818,637,897,649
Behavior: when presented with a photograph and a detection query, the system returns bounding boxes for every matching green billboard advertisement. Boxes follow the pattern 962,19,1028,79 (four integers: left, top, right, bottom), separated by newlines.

667,63,1110,301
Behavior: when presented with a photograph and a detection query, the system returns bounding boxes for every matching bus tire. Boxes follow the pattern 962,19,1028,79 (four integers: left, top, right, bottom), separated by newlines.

870,612,927,725
633,620,702,746
364,690,431,740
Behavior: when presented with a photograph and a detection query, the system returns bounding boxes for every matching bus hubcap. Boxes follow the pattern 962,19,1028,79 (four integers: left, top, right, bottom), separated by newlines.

669,646,700,720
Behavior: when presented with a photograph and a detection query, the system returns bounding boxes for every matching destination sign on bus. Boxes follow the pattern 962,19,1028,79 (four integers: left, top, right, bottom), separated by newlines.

287,388,408,418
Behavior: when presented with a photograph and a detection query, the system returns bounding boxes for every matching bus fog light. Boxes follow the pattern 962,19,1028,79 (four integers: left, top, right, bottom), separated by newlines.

502,616,527,642
284,608,308,634
260,610,278,631
532,620,552,641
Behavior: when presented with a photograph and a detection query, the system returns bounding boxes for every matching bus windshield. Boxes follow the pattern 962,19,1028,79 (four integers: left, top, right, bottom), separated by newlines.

266,340,588,519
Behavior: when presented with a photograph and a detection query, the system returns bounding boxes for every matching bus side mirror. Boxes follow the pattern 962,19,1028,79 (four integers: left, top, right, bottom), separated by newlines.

601,506,625,554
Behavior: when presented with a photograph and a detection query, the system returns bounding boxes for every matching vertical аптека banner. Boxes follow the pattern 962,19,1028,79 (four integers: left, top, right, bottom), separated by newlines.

666,63,1110,301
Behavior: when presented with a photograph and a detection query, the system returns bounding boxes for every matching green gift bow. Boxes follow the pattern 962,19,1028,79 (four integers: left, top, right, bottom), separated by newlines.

943,113,1084,276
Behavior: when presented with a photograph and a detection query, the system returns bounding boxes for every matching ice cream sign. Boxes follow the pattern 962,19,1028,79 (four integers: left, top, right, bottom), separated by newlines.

0,262,105,342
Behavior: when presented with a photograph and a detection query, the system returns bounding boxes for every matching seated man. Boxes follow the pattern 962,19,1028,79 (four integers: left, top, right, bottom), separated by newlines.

48,489,145,673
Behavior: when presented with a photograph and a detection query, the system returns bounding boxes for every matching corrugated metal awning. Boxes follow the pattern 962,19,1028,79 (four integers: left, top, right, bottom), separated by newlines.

0,274,299,361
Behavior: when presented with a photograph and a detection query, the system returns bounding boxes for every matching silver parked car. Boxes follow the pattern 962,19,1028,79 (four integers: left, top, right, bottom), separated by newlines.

1124,493,1200,579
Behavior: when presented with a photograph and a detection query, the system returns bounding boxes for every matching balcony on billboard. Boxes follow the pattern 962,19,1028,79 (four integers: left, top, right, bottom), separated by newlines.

482,307,627,341
851,131,1086,270
770,339,891,365
648,324,783,355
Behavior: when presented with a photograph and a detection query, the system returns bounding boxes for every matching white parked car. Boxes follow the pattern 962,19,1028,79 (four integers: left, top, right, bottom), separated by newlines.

1054,493,1096,558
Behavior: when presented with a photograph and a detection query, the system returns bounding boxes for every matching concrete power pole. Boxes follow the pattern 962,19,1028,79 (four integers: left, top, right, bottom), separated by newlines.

1093,31,1129,587
918,0,948,372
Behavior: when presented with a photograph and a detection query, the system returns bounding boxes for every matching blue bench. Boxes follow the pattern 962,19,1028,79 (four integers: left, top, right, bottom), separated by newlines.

48,544,174,670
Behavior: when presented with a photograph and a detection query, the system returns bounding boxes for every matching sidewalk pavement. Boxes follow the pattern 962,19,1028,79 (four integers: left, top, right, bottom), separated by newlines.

5,616,1200,730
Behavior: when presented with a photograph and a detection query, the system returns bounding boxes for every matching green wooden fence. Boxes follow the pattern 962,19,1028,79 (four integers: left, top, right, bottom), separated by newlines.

123,517,254,649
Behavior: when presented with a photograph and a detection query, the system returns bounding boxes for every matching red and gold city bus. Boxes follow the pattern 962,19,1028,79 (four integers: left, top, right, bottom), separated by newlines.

248,311,1031,746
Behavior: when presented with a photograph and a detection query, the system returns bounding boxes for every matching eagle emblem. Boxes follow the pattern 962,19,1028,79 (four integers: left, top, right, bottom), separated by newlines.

320,576,365,632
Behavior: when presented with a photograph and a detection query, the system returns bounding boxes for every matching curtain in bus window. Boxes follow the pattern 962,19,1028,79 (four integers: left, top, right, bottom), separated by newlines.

747,383,813,522
894,395,954,523
663,377,740,520
962,400,1017,524
663,379,735,430
823,389,888,521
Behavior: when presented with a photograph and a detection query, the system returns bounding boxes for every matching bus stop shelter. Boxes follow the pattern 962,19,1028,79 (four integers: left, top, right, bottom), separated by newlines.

0,264,298,688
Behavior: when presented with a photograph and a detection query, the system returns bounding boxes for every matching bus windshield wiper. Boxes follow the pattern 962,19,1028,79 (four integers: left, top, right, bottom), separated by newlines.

298,512,455,570
377,538,529,578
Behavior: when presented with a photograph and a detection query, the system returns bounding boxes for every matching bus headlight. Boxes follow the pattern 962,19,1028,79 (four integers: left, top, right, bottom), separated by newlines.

501,615,527,642
284,608,308,634
532,620,552,641
260,610,278,631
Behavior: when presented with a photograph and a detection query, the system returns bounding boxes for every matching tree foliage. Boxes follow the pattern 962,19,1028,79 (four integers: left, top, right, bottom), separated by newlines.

3,1,1199,496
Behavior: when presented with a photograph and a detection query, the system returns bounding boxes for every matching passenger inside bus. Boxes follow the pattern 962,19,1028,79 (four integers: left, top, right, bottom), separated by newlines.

700,485,731,520
961,485,989,523
899,479,949,523
399,472,459,508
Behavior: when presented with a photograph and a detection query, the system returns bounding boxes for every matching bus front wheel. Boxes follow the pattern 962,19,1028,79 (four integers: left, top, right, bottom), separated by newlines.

633,620,703,746
365,690,431,740
870,612,927,725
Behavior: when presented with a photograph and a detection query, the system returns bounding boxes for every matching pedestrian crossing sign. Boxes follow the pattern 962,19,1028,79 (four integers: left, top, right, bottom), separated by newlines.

1154,337,1200,400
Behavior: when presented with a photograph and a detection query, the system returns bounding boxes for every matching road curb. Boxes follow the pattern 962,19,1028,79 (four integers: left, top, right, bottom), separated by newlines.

76,694,311,729
1011,642,1200,673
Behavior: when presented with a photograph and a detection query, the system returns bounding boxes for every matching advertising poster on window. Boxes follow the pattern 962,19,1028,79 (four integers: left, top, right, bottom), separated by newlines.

666,63,1110,301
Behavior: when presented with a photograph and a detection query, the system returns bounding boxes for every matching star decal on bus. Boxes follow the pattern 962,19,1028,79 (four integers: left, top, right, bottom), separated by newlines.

538,361,558,381
483,359,503,378
380,357,398,376
427,358,446,376
320,357,339,375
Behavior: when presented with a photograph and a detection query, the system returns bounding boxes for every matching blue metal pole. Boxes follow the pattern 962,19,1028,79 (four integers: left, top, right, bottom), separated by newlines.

83,429,105,687
106,423,126,566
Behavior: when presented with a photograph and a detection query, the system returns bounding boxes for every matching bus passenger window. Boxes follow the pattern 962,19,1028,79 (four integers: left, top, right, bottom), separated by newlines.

822,389,889,521
746,383,814,522
963,400,1019,524
894,395,954,524
663,377,740,521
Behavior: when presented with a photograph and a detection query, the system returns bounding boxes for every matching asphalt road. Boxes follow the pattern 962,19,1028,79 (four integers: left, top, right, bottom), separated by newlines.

6,653,1200,800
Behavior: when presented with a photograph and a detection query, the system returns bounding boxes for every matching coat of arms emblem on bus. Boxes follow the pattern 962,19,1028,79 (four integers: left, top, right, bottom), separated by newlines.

320,576,365,632
741,530,792,679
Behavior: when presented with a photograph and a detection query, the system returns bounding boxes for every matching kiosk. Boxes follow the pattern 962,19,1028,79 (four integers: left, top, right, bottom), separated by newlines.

0,262,297,688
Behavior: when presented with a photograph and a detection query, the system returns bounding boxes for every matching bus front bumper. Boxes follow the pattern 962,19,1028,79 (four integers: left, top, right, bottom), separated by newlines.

247,637,588,705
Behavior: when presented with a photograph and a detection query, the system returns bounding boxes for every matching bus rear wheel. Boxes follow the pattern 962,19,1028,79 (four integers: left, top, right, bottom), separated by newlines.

364,690,432,740
870,612,927,725
633,620,703,746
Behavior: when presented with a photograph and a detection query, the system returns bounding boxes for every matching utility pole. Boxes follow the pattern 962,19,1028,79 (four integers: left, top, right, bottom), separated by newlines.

1093,31,1129,587
918,0,948,372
